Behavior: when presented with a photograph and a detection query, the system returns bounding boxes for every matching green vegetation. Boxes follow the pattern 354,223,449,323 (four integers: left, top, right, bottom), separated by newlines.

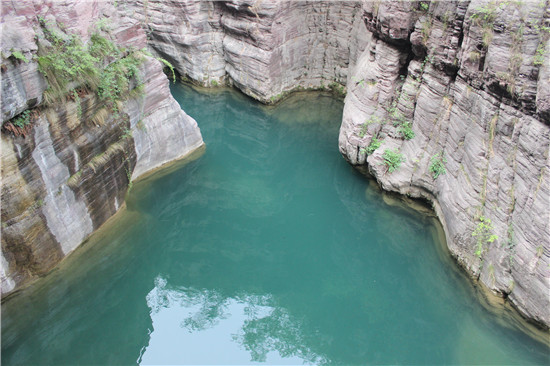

469,1,506,47
390,109,415,140
157,57,176,83
398,122,415,140
468,50,481,62
328,82,346,98
472,216,498,259
11,110,32,128
504,224,516,267
36,18,145,110
359,116,382,138
366,137,382,155
382,148,405,173
10,50,28,63
534,43,546,66
469,1,502,24
71,89,82,118
421,18,432,45
419,1,429,12
429,152,447,179
3,110,35,137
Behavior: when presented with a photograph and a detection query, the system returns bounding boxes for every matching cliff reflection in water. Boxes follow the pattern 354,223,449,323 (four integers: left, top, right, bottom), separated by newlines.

140,276,326,365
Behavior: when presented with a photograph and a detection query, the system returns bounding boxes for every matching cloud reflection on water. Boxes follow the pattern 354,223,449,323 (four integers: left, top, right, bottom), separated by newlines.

139,276,326,365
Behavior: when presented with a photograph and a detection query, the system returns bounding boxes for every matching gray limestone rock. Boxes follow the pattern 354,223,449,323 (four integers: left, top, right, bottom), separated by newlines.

1,0,204,296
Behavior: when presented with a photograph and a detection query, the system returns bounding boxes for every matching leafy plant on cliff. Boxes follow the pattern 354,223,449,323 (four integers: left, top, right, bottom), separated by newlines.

3,110,36,137
157,57,176,83
469,1,505,47
139,48,176,83
398,122,415,140
37,28,101,104
382,149,405,173
472,216,498,259
10,50,28,63
37,19,145,110
366,137,382,155
534,43,546,66
97,52,143,111
504,224,516,267
429,152,447,179
419,1,429,12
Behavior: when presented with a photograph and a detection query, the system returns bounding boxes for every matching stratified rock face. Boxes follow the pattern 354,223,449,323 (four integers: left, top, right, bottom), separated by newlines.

1,0,203,295
120,0,369,102
339,0,550,328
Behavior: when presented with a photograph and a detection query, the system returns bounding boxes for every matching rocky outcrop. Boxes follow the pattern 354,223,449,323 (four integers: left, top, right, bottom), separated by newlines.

120,0,369,102
121,0,549,328
1,0,203,295
339,0,550,328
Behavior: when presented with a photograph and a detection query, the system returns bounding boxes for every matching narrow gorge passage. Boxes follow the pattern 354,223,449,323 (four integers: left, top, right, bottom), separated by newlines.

1,85,548,365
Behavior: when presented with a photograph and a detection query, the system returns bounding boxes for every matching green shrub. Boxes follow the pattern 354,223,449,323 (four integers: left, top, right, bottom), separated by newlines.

420,2,429,12
429,152,447,179
398,122,415,140
366,137,382,155
534,43,545,66
382,149,405,173
12,110,31,128
37,21,145,109
37,33,101,103
359,116,382,138
157,57,176,83
98,52,143,110
10,50,28,63
472,216,498,258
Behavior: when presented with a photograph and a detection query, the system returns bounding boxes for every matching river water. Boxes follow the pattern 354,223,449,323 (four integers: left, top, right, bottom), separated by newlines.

1,84,548,365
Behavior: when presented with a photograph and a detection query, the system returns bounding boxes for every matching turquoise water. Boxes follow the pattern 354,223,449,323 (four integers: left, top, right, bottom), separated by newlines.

2,85,549,365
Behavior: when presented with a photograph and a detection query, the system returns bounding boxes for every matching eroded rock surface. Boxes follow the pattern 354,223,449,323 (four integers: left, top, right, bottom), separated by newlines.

120,0,368,102
339,0,550,328
1,0,203,295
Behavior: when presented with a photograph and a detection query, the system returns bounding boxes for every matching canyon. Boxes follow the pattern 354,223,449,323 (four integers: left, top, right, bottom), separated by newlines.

1,0,549,332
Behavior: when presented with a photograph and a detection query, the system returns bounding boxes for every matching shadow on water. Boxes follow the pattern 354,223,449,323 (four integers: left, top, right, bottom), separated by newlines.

1,83,549,365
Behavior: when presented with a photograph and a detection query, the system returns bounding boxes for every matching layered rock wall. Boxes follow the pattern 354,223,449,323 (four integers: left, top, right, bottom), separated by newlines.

1,0,203,295
120,0,368,102
339,0,550,328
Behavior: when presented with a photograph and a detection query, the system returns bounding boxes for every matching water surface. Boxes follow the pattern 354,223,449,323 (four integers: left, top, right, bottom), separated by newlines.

2,85,549,365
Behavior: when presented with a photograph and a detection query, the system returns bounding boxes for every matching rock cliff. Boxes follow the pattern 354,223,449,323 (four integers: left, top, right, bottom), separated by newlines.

1,0,203,295
119,0,368,102
338,0,550,329
120,0,549,329
1,0,548,331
